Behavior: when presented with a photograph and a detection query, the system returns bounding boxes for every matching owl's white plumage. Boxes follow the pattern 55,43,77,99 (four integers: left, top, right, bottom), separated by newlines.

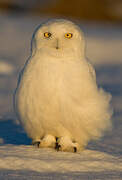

14,19,112,152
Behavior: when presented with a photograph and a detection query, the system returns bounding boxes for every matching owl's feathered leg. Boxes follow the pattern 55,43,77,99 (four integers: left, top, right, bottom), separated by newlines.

55,136,81,153
32,134,56,148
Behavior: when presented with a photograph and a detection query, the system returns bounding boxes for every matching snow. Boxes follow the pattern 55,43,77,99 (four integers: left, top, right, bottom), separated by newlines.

0,13,122,179
0,60,14,75
0,138,4,144
0,145,122,173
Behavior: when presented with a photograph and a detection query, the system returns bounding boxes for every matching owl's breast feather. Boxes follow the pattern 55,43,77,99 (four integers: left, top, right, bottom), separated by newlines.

16,54,96,112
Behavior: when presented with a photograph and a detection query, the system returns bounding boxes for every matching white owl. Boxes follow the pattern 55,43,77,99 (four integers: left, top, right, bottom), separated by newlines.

14,19,112,152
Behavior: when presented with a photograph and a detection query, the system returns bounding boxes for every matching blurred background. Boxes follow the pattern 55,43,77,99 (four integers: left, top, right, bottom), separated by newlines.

0,0,122,154
0,0,122,22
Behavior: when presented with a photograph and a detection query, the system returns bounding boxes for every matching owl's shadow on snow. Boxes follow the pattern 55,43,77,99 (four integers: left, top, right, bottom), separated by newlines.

0,119,31,145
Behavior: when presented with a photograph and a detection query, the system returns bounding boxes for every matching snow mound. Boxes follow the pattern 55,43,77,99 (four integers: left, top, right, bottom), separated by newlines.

0,138,4,144
0,60,14,75
0,145,122,173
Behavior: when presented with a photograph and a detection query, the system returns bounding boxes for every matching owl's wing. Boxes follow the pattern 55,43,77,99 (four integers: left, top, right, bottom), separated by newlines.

87,60,96,81
17,55,32,87
17,68,24,86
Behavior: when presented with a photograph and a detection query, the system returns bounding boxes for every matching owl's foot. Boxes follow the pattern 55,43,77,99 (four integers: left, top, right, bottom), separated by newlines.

32,135,56,149
55,136,80,153
32,140,41,148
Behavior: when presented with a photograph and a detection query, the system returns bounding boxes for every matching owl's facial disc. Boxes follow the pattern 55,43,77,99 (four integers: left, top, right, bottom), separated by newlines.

56,39,59,49
43,32,60,50
43,31,73,50
32,19,85,58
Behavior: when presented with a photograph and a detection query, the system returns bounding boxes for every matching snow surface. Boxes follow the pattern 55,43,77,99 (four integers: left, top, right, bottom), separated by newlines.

0,13,122,179
0,60,14,75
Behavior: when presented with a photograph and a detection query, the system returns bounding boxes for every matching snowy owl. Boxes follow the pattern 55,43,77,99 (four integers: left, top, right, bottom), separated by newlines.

14,19,112,152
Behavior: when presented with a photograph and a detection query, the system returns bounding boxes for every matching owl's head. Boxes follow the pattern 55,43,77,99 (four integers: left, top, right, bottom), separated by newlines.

31,19,85,58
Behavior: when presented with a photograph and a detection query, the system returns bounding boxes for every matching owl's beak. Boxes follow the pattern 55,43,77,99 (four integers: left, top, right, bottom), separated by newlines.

56,39,59,50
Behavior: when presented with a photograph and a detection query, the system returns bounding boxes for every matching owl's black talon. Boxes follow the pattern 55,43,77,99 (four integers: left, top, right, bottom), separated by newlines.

32,141,40,148
74,147,77,153
56,137,58,142
55,142,61,151
55,137,60,151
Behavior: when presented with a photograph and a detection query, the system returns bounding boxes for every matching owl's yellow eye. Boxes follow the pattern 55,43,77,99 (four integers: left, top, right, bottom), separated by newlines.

44,32,52,38
65,33,73,39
